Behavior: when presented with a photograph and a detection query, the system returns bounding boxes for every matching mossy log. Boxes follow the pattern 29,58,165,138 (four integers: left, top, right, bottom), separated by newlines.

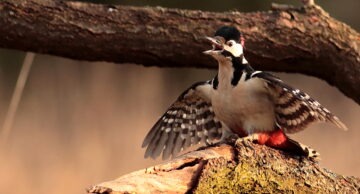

87,142,360,193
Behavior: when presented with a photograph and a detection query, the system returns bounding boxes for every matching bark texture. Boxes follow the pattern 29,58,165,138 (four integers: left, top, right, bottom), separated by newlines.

0,0,359,104
87,142,360,194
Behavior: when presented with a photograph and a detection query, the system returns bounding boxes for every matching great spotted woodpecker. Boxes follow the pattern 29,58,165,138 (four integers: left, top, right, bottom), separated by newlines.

142,26,347,160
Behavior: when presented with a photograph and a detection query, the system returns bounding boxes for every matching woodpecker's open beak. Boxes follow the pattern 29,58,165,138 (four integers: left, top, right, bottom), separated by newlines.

203,36,224,55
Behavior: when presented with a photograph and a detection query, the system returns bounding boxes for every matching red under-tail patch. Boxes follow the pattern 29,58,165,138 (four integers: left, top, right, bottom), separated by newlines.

258,130,288,148
254,129,310,156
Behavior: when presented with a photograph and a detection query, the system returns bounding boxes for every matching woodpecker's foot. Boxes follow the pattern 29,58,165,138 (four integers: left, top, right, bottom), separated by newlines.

235,134,260,147
218,129,238,144
204,134,238,148
205,139,215,146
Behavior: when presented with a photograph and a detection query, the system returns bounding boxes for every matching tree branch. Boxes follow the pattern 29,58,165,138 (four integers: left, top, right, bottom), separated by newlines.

0,0,359,104
87,142,360,193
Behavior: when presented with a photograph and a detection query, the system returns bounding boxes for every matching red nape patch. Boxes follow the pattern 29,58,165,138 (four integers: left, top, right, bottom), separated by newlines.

257,130,288,147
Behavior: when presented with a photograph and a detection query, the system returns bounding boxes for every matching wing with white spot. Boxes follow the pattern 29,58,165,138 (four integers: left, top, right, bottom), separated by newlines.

142,81,224,160
252,71,348,133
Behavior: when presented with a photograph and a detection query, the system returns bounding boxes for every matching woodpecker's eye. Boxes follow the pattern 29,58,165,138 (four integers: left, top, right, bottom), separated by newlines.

227,42,233,47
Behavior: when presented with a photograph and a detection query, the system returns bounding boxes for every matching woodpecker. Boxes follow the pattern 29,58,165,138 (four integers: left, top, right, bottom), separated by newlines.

142,26,347,160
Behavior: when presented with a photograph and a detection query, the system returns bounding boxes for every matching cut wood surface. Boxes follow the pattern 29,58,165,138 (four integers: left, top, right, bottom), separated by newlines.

0,0,359,104
87,142,360,193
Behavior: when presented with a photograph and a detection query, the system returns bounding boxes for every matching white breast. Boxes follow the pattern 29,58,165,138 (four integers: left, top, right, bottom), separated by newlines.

211,77,276,135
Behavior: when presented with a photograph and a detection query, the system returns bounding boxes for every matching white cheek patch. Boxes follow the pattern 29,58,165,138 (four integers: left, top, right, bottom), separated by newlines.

224,42,243,57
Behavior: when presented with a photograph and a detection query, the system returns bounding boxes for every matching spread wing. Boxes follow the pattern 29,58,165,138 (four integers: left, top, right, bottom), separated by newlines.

142,81,224,160
252,71,348,133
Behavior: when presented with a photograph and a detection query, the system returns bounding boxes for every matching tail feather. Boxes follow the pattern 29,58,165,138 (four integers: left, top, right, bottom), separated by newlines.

285,138,320,159
329,116,348,131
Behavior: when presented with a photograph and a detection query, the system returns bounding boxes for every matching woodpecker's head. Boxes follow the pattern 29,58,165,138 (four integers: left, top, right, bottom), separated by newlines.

204,26,246,63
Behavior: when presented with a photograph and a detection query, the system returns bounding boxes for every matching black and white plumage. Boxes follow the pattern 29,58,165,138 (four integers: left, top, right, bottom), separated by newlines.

251,71,347,133
142,26,347,160
142,81,225,159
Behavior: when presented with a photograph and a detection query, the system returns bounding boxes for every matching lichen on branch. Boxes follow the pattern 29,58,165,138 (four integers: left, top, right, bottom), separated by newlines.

87,142,360,193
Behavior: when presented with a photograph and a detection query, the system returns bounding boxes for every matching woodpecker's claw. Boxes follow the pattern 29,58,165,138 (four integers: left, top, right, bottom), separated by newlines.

235,134,259,148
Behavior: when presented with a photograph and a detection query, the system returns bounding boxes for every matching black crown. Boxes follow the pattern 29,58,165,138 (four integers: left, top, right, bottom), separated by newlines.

214,26,241,42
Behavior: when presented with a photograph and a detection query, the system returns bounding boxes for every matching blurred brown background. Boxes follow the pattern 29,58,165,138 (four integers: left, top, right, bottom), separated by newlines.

0,0,359,194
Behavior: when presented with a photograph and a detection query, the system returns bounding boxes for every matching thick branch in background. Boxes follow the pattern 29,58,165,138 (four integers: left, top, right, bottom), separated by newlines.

87,143,360,193
0,0,359,104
